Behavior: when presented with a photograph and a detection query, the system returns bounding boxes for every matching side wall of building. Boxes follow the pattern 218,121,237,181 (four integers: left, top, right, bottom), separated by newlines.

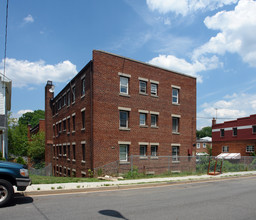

92,51,197,169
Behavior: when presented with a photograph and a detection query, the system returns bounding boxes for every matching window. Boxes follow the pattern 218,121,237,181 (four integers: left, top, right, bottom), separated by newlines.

140,145,147,157
172,146,179,161
120,145,129,161
151,114,158,127
72,115,76,131
233,127,237,136
246,145,254,153
120,77,129,94
72,144,76,160
253,125,256,134
81,78,85,96
63,119,66,131
59,145,62,156
53,125,55,137
220,129,225,137
172,117,179,133
151,145,158,156
67,117,70,133
72,86,76,103
140,113,147,126
67,145,70,159
197,143,200,149
59,122,62,134
172,88,179,104
151,83,158,96
139,80,147,94
63,94,66,106
81,110,85,130
203,143,206,148
120,111,129,128
67,90,71,106
82,143,86,161
63,145,66,156
58,99,61,110
222,146,229,152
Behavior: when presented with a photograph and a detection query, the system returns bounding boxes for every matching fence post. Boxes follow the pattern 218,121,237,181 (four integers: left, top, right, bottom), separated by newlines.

131,155,133,172
168,156,170,173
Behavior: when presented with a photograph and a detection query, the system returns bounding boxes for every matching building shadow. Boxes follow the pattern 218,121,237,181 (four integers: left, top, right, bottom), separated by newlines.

99,209,129,220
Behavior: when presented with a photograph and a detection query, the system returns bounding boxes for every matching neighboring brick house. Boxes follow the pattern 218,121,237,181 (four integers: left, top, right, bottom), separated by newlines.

212,115,256,156
0,73,12,159
196,136,212,154
27,119,45,140
45,50,196,177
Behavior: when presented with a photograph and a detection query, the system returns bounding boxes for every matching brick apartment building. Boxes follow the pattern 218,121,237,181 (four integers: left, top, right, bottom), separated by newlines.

212,115,256,156
45,50,196,177
27,119,45,140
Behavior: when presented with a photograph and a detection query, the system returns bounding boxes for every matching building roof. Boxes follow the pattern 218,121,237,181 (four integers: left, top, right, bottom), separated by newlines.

95,50,197,80
197,136,212,142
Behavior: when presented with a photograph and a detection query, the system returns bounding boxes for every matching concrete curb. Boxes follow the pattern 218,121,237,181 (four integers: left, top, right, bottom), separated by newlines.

20,172,256,196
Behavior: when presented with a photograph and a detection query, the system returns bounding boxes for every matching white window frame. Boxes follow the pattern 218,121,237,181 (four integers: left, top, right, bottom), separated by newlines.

140,145,147,157
172,87,179,104
140,113,147,126
120,76,129,95
172,146,179,162
120,111,129,128
151,114,158,127
151,145,158,157
81,78,85,96
139,80,147,94
197,143,200,149
150,82,158,96
222,146,229,152
246,145,254,153
172,117,179,133
119,144,129,161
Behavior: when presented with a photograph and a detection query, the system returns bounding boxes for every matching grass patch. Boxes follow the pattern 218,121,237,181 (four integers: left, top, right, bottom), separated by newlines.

30,175,103,184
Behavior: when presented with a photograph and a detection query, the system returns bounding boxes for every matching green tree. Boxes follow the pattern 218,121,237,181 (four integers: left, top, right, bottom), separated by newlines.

196,126,212,138
19,110,45,127
27,132,45,165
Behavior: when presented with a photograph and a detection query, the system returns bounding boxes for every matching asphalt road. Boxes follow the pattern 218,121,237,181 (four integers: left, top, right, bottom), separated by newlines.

1,177,256,220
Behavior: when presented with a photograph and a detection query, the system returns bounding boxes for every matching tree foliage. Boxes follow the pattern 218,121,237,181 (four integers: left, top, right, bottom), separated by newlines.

18,110,45,127
196,126,212,138
28,132,45,164
8,110,45,158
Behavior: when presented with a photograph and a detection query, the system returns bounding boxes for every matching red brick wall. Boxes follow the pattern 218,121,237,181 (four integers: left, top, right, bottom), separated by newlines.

92,50,196,168
212,140,256,156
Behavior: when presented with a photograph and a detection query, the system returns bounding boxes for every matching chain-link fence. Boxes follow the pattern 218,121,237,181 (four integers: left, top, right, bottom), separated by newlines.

29,163,52,176
94,155,256,177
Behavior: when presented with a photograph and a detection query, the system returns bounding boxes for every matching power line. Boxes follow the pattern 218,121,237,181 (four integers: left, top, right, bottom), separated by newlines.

3,0,9,76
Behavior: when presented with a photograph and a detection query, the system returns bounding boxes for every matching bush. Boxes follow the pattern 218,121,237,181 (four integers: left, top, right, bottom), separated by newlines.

16,156,27,165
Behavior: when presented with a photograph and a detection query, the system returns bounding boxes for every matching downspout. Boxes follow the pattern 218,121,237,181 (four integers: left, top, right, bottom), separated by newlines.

90,61,94,170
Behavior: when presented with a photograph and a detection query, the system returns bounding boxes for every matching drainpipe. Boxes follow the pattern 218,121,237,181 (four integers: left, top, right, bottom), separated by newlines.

90,61,94,170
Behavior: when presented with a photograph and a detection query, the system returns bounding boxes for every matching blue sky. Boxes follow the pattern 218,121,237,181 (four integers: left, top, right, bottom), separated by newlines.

0,0,256,129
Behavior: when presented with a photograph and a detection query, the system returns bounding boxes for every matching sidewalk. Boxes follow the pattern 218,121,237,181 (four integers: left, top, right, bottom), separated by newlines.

19,171,256,195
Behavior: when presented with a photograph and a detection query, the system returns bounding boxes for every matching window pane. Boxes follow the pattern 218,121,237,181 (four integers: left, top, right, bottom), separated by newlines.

140,81,147,93
120,145,128,161
120,77,128,94
151,115,157,126
172,118,179,132
120,111,128,127
140,145,147,156
151,146,157,156
140,113,146,125
172,146,179,161
151,83,157,96
172,88,179,103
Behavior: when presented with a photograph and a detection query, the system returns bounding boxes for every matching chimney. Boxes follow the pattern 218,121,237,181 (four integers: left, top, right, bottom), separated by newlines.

212,118,216,126
45,81,54,166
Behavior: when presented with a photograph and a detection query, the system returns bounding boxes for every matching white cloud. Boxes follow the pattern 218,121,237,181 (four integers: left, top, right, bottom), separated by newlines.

197,92,256,128
13,109,34,119
24,14,34,23
193,0,256,66
146,0,238,16
148,54,221,82
0,58,77,88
